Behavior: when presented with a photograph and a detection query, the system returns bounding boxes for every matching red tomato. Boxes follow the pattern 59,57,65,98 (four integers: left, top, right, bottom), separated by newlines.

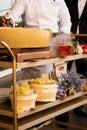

83,48,87,53
84,44,87,48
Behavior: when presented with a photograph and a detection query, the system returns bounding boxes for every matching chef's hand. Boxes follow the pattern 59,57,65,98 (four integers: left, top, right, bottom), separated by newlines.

0,16,7,26
0,13,14,27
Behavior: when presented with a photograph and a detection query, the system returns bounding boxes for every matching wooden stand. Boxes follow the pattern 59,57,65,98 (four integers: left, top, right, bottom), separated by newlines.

0,34,87,130
0,47,50,62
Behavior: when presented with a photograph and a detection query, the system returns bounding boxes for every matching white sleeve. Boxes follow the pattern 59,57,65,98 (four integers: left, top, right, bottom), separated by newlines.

58,0,72,34
10,0,25,22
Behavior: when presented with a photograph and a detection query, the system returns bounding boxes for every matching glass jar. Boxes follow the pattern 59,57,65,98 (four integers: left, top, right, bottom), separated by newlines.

58,34,73,57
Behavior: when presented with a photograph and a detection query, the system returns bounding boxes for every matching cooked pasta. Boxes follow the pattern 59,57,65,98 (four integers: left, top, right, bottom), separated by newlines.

30,77,57,84
10,83,34,96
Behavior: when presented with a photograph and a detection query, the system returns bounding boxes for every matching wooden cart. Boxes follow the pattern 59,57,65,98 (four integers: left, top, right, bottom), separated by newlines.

0,32,87,130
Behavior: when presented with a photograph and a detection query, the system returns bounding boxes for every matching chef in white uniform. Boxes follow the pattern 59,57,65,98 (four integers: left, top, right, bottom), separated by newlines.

1,0,71,79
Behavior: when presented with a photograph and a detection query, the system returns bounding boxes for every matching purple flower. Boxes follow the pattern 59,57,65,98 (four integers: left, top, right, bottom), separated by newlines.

57,71,86,98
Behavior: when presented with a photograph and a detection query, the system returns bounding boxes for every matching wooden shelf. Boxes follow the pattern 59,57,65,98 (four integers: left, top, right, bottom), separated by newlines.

18,96,87,130
0,91,87,119
0,93,87,130
0,102,13,117
0,54,87,68
17,91,87,119
0,91,87,130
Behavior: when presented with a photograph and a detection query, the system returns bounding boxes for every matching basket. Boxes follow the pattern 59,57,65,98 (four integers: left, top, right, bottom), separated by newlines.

9,92,37,113
0,27,52,48
30,83,58,102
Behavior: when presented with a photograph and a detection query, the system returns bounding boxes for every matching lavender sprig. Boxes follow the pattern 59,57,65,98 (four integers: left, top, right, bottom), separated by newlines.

56,71,86,98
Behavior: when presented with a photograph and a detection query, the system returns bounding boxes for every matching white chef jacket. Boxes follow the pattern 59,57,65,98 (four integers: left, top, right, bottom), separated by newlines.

9,0,71,79
10,0,71,33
